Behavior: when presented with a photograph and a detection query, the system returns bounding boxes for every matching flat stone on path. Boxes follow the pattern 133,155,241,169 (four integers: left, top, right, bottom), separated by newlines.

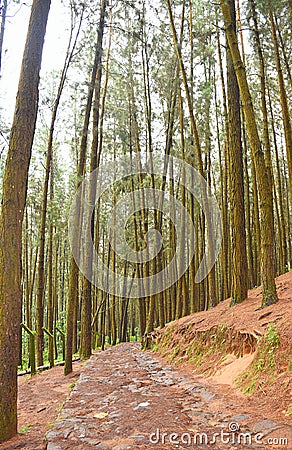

46,343,292,449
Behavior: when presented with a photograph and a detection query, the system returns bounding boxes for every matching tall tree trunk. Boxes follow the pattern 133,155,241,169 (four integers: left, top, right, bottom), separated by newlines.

35,138,51,366
0,0,50,442
250,0,286,274
175,85,187,319
64,9,102,374
166,0,217,307
47,163,54,368
80,0,107,360
267,86,288,271
274,16,292,90
216,22,230,300
226,0,248,305
220,0,278,307
36,7,83,367
269,9,292,208
250,153,261,285
242,121,255,287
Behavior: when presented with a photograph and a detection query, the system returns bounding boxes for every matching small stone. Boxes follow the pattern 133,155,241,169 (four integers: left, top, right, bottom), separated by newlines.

230,414,250,422
46,445,61,450
112,445,132,450
109,412,122,419
46,430,58,440
133,401,150,410
82,438,105,446
63,428,72,439
200,391,215,402
253,419,278,433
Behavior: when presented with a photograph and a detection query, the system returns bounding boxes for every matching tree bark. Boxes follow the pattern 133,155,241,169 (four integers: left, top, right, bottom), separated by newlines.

80,0,107,360
64,6,101,373
166,0,217,307
226,0,248,305
270,9,292,209
220,0,278,307
0,0,50,442
36,5,83,367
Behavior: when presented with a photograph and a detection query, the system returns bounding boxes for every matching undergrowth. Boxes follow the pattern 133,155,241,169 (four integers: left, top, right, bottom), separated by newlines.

154,321,288,395
236,323,280,395
156,322,248,374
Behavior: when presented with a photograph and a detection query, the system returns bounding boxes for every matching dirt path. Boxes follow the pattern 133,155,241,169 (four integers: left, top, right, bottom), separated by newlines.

44,343,292,450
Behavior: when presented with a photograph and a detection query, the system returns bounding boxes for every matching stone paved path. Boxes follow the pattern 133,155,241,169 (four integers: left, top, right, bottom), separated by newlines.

46,343,292,449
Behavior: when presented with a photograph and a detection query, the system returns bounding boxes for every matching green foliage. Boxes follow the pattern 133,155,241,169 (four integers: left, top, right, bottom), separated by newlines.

265,323,280,350
151,344,159,352
56,402,65,413
19,424,32,434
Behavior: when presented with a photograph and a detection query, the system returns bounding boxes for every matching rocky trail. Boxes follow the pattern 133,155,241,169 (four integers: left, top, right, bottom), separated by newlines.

45,343,292,450
2,267,292,450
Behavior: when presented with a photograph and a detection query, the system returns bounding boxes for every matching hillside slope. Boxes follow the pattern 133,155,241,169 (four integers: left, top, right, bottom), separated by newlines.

153,271,292,420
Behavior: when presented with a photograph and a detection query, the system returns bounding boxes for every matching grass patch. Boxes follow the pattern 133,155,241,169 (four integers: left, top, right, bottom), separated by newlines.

19,424,32,434
151,344,159,353
57,401,65,413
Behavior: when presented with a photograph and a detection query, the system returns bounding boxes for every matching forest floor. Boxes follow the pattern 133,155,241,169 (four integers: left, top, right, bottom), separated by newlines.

1,271,292,449
0,360,85,450
5,343,291,450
